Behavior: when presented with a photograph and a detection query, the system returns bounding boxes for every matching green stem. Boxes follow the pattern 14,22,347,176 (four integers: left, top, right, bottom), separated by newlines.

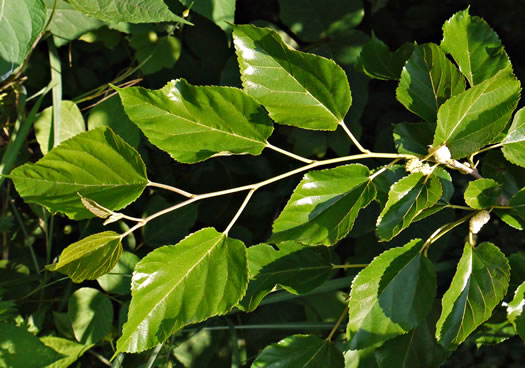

332,264,368,269
339,121,370,154
445,204,476,211
16,277,69,301
183,322,337,332
224,188,256,235
265,142,315,164
47,39,62,149
326,306,349,342
144,343,163,368
422,212,477,256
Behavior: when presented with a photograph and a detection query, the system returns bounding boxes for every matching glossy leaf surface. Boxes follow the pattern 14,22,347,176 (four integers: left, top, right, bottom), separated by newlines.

464,179,502,209
271,164,376,246
507,281,525,342
239,242,333,312
396,43,465,123
117,228,248,353
68,0,189,24
441,8,510,86
0,0,46,81
10,127,148,219
347,239,436,349
117,79,274,163
436,242,510,349
502,107,525,168
433,68,521,159
46,231,121,283
376,172,442,241
251,334,344,368
233,24,351,130
68,288,113,345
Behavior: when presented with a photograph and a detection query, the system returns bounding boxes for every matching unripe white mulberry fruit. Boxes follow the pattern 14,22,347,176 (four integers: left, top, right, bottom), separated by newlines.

469,210,490,234
433,145,452,164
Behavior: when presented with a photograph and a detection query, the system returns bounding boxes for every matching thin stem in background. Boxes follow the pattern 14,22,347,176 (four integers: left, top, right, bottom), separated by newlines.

326,306,349,341
224,188,256,235
266,142,315,164
148,180,194,198
47,39,62,149
332,264,368,269
144,343,163,368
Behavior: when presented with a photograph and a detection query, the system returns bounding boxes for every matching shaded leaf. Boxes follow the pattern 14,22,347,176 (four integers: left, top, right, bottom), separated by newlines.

357,34,414,80
117,79,274,164
464,179,502,209
396,43,465,123
68,0,189,24
129,32,181,75
0,0,46,81
251,334,344,368
433,68,521,159
347,239,436,349
376,172,442,241
393,122,434,156
507,281,525,342
46,231,122,283
441,8,511,86
40,336,93,368
502,107,525,168
233,24,351,130
481,150,520,199
116,228,248,353
97,251,139,295
436,242,510,349
0,324,63,367
10,127,148,220
495,188,525,230
179,0,235,33
278,0,364,42
239,242,334,312
472,320,515,347
271,164,376,246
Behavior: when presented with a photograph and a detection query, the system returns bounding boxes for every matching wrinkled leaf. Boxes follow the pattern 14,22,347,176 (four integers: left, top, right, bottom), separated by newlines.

464,179,502,209
233,24,351,130
251,334,344,368
347,239,436,349
40,336,93,368
376,172,442,241
396,43,465,123
116,228,248,353
502,107,525,168
271,164,376,246
46,231,122,283
0,0,46,81
433,68,521,159
441,8,510,86
507,281,525,342
239,242,334,312
436,242,510,349
117,79,274,164
10,127,148,219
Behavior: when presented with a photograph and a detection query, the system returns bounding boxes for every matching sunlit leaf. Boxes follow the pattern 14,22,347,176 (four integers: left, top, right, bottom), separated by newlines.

40,336,93,368
464,179,502,209
507,281,525,342
502,108,525,168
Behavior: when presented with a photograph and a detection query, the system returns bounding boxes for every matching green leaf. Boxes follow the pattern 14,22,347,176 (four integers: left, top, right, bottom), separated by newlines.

481,150,520,199
40,336,92,368
357,34,414,80
464,178,502,209
376,172,442,241
278,0,364,42
251,334,344,368
239,242,334,312
502,107,525,168
179,0,235,33
375,305,450,368
34,100,86,155
0,324,63,367
472,320,515,347
432,68,521,159
116,228,248,353
233,24,351,130
9,127,148,220
129,32,181,75
347,239,436,350
97,251,139,295
68,287,113,345
271,164,376,246
68,0,190,24
396,43,465,123
0,0,46,81
441,8,511,86
43,0,104,47
436,242,510,349
507,281,525,341
117,79,274,164
393,122,434,156
496,188,525,230
46,231,122,283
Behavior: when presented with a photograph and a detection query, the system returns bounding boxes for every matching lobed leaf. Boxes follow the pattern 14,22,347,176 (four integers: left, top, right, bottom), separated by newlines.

116,228,248,353
376,172,442,241
441,8,511,86
436,242,510,349
239,242,334,312
502,107,525,168
396,43,465,123
46,231,122,283
463,178,502,209
347,239,436,350
271,164,376,246
9,127,148,220
233,24,351,130
507,281,525,342
433,67,521,159
251,334,344,368
116,79,274,164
